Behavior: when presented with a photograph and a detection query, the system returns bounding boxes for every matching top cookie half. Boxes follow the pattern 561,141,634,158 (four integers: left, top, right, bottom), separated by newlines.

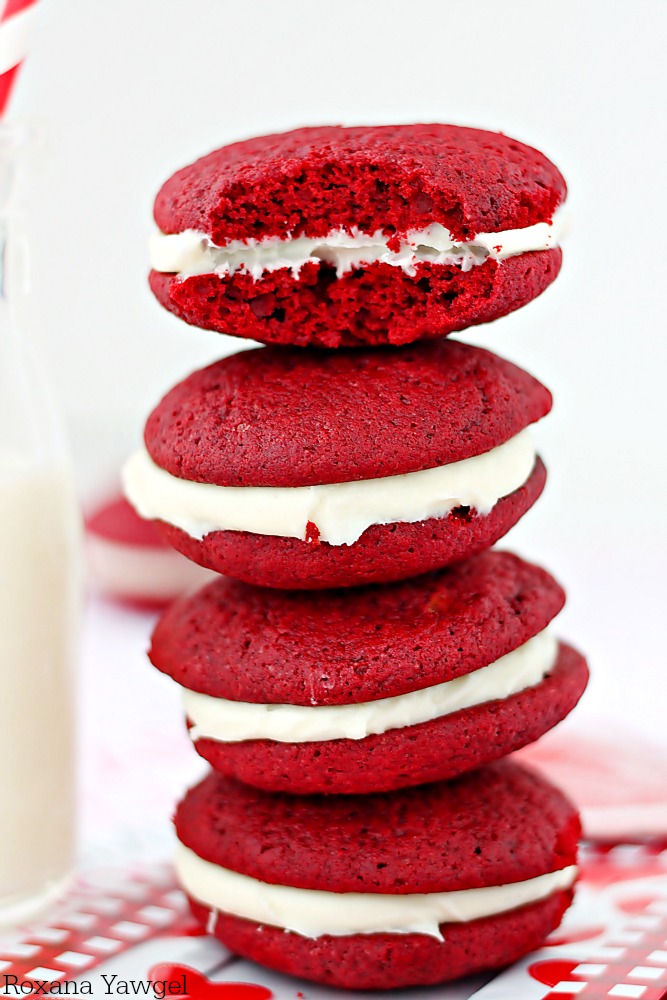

149,124,567,348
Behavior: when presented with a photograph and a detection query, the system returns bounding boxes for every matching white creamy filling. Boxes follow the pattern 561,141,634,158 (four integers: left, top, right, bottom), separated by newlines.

184,629,558,744
150,206,566,280
122,428,536,548
176,843,577,941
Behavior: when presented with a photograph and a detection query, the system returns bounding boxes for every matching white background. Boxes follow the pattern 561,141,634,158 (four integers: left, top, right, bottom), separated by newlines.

12,0,667,763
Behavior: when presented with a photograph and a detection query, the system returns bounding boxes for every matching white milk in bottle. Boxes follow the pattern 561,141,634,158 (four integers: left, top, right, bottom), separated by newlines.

0,457,79,919
0,125,81,925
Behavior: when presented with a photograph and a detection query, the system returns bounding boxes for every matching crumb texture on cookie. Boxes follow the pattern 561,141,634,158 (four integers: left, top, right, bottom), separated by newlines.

154,124,566,245
150,125,566,347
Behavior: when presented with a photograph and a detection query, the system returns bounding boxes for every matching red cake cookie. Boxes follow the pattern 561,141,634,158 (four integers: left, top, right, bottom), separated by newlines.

149,124,566,348
123,340,552,589
150,550,588,794
174,761,580,990
86,495,214,609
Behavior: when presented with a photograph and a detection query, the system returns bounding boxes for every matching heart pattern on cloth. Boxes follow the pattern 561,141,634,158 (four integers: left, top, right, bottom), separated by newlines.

149,964,273,999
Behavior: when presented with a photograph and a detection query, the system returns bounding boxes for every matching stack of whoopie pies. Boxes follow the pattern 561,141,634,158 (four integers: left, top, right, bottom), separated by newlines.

124,124,588,991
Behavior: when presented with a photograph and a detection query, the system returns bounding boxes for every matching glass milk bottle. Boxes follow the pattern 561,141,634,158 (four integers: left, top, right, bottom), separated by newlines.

0,125,81,926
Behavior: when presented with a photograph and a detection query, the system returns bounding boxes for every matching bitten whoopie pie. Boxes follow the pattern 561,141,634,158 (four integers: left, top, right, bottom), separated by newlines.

174,761,580,990
149,124,566,349
123,340,551,589
150,551,588,794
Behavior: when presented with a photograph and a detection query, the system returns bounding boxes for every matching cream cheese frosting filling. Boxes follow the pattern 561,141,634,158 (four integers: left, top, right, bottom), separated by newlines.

150,206,567,281
184,628,558,744
175,843,577,941
122,428,536,548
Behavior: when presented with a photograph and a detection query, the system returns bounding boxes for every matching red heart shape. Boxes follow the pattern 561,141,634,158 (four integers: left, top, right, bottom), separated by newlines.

149,965,273,999
528,959,579,987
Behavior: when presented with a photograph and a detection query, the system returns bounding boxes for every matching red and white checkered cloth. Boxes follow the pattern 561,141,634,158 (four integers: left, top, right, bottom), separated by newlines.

2,844,667,999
